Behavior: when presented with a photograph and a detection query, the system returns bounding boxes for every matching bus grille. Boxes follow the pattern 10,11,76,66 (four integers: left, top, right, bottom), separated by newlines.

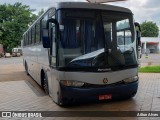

82,81,125,88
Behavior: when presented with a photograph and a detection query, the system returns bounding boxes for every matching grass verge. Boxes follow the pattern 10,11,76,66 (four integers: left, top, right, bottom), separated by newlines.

139,66,160,73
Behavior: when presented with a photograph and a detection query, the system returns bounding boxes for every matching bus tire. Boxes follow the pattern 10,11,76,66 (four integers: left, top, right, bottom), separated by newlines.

25,62,29,75
42,71,49,95
123,92,137,100
57,91,63,106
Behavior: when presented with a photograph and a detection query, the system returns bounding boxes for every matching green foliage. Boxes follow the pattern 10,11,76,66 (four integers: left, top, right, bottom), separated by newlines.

139,66,160,73
31,9,45,22
0,2,36,52
38,9,45,17
141,21,159,37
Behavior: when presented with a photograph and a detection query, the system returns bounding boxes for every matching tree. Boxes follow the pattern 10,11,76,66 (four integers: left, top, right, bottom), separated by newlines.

31,9,45,22
0,2,36,52
38,9,45,17
141,21,159,37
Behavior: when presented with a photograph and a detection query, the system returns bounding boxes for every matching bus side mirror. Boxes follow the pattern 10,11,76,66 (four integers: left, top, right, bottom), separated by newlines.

134,22,141,46
42,29,50,48
135,22,142,59
42,18,59,48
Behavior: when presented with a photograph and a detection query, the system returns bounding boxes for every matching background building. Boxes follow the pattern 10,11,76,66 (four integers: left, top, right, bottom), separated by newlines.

141,37,160,54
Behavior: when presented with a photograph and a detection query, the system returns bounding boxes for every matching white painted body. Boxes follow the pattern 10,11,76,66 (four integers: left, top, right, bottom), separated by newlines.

23,2,138,104
64,68,137,85
23,44,49,85
23,42,137,103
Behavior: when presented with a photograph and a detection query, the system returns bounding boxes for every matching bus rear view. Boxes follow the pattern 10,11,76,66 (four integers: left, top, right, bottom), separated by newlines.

23,2,140,105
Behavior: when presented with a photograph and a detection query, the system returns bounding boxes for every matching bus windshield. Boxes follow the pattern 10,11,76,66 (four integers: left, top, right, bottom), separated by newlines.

57,9,137,69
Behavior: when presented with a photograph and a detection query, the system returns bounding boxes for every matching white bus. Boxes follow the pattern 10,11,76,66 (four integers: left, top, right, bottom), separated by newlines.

23,2,141,105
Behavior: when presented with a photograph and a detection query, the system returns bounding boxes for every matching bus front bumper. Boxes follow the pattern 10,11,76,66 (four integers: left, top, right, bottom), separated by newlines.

59,81,138,105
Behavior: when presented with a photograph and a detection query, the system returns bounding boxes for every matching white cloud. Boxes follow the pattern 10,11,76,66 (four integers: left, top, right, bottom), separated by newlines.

110,0,160,27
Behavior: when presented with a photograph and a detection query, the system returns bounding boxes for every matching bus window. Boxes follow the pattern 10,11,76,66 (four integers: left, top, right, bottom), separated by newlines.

32,26,35,44
49,8,55,18
58,10,105,67
26,33,28,46
35,21,40,43
42,14,48,29
29,30,32,45
23,35,26,46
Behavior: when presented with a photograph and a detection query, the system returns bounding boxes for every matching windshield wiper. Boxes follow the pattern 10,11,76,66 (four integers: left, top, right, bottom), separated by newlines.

107,49,125,66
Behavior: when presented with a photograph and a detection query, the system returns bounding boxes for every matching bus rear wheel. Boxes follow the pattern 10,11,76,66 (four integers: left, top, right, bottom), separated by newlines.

25,62,29,75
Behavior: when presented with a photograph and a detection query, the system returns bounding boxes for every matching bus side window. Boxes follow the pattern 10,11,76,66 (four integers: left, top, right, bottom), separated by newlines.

26,33,29,46
35,21,40,43
23,35,26,46
29,30,32,45
32,26,35,44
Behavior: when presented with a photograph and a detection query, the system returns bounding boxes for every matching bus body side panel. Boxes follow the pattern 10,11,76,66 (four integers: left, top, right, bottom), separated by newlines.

23,46,39,84
36,44,50,85
23,44,50,85
49,70,65,103
31,46,38,81
23,46,37,81
23,44,62,103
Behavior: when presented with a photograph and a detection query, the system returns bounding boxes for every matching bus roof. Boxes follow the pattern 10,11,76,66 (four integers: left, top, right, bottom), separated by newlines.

23,2,132,35
86,0,127,3
55,2,132,13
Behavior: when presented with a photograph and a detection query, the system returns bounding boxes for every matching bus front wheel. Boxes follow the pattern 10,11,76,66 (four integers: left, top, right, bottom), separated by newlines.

42,71,49,95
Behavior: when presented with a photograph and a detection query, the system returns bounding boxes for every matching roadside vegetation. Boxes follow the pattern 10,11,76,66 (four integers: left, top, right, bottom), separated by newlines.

139,66,160,73
141,21,159,37
0,2,44,52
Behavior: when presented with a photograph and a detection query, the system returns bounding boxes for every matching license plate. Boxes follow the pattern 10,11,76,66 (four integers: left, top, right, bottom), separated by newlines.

99,94,112,100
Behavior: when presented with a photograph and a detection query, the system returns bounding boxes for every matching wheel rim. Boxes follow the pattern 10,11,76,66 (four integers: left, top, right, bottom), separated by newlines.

43,76,49,94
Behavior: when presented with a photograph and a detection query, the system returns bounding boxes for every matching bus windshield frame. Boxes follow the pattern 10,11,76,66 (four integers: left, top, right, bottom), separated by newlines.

56,9,137,71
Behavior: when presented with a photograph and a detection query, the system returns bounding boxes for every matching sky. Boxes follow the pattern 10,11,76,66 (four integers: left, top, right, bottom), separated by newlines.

0,0,160,28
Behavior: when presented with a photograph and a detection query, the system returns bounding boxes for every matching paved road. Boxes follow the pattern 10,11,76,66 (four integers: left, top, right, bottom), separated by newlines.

0,57,160,120
140,54,160,67
0,56,23,65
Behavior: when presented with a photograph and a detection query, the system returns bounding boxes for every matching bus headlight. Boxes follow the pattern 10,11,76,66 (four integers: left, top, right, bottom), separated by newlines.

123,76,138,83
60,80,84,87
